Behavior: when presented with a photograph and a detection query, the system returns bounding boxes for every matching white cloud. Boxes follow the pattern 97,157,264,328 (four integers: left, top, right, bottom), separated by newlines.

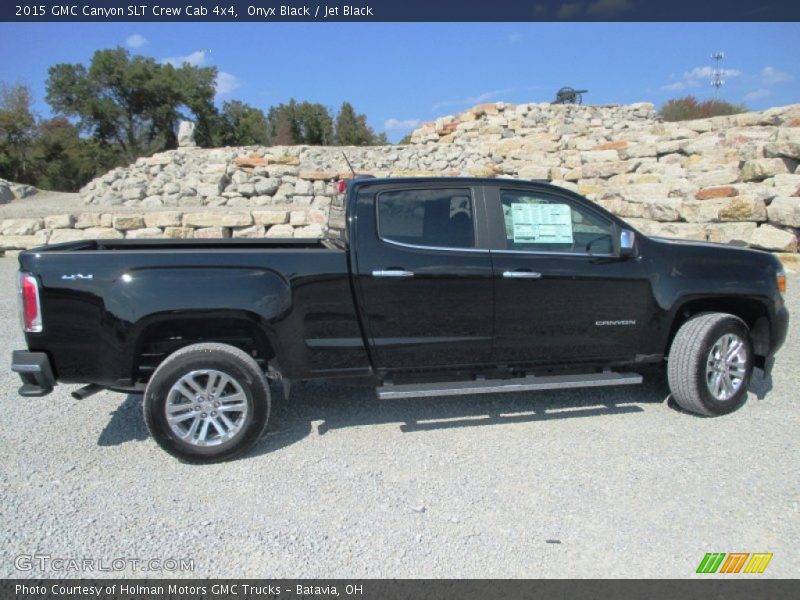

433,89,513,110
661,65,741,92
160,50,239,97
743,89,772,102
384,118,421,131
684,66,742,81
507,33,523,43
125,34,148,49
661,81,688,92
587,0,633,17
215,72,240,96
465,89,512,103
161,50,207,67
761,66,793,85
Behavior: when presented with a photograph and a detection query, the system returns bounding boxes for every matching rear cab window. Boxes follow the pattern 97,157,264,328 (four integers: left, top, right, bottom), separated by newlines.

377,188,476,249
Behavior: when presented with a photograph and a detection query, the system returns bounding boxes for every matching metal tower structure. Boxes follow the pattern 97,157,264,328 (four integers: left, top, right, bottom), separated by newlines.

710,52,725,99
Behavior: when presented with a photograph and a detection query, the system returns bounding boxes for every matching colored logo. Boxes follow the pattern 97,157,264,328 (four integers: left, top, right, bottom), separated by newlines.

696,552,773,574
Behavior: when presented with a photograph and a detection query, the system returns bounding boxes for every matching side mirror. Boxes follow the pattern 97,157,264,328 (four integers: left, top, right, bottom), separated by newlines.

619,229,636,258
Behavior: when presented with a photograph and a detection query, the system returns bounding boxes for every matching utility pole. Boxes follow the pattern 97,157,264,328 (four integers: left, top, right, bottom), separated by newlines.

710,52,725,99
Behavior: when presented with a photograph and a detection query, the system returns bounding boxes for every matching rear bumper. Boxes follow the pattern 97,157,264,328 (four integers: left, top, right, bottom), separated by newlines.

11,350,55,397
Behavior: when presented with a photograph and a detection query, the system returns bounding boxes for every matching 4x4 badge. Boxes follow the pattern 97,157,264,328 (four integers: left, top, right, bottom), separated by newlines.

61,274,93,281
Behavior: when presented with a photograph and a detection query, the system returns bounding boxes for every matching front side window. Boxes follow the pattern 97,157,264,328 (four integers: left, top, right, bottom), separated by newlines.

377,188,475,249
500,190,614,254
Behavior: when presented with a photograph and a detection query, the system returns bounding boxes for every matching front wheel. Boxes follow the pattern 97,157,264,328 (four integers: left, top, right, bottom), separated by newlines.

667,313,753,416
143,343,270,463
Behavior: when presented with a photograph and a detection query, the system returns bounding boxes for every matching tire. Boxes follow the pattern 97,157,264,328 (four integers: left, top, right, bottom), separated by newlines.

143,343,270,463
667,313,753,416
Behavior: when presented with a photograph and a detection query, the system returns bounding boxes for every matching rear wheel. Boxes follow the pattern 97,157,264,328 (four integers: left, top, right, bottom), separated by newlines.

143,343,270,463
667,313,753,416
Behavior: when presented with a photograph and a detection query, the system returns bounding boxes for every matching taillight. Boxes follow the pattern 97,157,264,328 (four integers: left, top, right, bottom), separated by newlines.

18,272,42,333
337,180,347,193
777,271,786,294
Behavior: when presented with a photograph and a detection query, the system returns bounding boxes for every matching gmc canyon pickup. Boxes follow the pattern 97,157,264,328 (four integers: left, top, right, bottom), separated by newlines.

12,177,789,462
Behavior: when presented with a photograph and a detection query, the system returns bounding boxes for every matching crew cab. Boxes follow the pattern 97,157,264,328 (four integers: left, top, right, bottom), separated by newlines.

12,177,789,462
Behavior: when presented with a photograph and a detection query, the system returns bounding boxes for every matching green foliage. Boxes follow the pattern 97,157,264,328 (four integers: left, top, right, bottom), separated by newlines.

397,133,412,145
295,101,334,145
335,102,382,145
266,100,334,145
265,100,385,146
0,83,38,183
33,117,114,191
270,107,297,145
265,102,297,144
0,83,109,191
214,100,269,146
658,96,748,122
3,47,392,192
46,47,218,159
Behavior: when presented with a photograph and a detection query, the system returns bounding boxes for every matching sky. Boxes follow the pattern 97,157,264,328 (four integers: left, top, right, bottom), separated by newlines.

0,22,798,142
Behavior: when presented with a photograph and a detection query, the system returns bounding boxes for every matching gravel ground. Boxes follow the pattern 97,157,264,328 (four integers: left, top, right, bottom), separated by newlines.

0,191,84,219
0,255,797,579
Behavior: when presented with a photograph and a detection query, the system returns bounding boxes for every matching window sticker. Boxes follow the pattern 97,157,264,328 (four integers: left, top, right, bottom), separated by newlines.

510,203,573,244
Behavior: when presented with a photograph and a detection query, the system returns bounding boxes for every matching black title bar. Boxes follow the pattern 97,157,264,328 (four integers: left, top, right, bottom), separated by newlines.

3,0,800,22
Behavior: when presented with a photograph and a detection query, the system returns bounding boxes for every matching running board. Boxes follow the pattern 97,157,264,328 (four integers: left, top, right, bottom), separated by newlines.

377,372,643,400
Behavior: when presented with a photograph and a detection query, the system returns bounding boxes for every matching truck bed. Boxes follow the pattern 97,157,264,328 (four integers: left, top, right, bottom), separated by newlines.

17,235,366,387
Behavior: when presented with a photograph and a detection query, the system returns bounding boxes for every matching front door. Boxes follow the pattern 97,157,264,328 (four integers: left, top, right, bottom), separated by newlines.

486,185,654,368
353,184,494,371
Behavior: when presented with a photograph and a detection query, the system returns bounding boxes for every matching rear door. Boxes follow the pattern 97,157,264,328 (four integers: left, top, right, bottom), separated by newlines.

486,184,655,367
352,183,494,371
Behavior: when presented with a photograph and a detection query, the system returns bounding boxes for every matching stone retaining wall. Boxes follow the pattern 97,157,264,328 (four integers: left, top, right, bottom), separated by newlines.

0,208,324,250
2,101,800,254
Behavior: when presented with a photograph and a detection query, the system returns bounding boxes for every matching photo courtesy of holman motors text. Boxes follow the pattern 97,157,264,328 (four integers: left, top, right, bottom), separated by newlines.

14,583,365,596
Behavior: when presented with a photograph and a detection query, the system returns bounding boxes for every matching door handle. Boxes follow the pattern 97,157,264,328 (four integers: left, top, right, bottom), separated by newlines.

372,269,415,278
502,270,542,279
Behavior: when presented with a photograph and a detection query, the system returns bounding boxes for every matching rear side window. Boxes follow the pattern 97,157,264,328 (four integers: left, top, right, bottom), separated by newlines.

500,189,614,254
377,188,475,249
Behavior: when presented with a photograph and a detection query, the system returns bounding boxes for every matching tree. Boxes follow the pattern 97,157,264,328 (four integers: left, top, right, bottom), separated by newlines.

0,83,38,183
0,82,116,192
264,99,385,146
32,117,111,192
294,101,334,145
266,99,334,146
266,101,299,145
334,102,381,145
659,96,748,122
215,100,269,146
46,47,218,160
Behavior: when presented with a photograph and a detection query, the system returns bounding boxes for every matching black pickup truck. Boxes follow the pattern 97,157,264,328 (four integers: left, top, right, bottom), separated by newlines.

12,177,789,462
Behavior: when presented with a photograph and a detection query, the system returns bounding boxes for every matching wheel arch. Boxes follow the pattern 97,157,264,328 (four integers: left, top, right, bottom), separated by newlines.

111,265,293,386
666,296,771,366
129,309,280,384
